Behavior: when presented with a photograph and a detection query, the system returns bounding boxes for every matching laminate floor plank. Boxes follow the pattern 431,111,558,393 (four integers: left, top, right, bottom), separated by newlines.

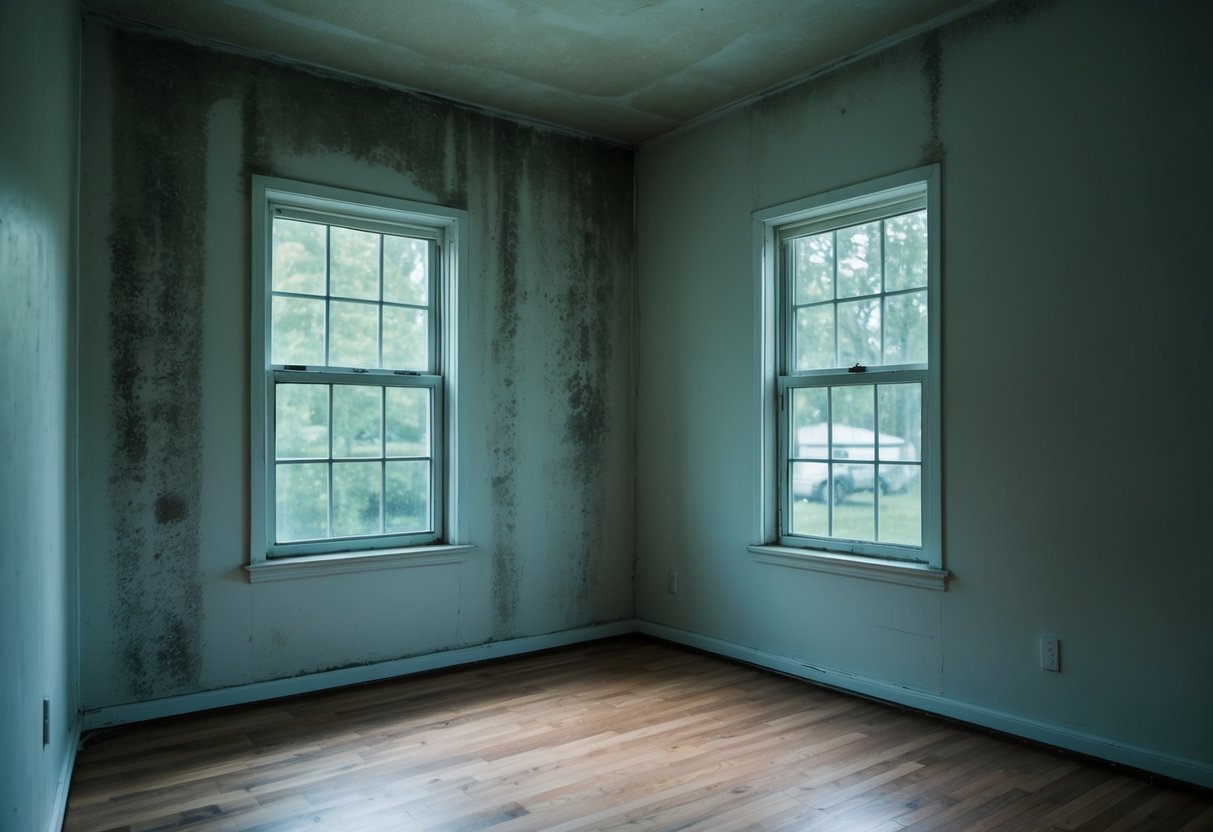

63,636,1212,831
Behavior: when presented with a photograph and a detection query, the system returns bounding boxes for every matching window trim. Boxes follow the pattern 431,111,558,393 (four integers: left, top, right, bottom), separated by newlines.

752,165,943,577
249,176,467,573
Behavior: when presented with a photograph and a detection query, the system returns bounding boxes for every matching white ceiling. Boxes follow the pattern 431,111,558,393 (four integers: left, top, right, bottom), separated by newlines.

84,0,994,145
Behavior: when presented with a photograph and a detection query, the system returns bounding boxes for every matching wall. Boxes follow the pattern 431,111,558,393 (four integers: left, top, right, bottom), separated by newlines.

77,19,635,710
636,0,1212,783
0,0,81,828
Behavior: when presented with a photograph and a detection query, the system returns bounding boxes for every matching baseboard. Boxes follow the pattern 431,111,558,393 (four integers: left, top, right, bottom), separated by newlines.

49,711,82,832
637,621,1213,790
82,620,639,730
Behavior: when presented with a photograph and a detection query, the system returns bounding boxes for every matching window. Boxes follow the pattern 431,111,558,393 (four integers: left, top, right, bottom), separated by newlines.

250,177,464,562
755,166,940,569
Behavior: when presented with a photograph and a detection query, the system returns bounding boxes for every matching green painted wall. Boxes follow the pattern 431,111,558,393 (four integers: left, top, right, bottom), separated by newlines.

636,0,1212,778
0,0,80,827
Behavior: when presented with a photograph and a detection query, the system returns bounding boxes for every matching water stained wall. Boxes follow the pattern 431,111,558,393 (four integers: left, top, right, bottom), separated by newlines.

80,18,635,705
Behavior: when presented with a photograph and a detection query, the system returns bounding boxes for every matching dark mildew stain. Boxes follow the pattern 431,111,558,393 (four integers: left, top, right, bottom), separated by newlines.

107,27,207,698
487,121,526,632
154,493,188,525
550,143,632,611
239,55,471,210
920,31,946,165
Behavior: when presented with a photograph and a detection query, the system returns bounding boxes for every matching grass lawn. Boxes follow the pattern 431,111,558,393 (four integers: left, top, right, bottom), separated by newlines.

791,481,921,546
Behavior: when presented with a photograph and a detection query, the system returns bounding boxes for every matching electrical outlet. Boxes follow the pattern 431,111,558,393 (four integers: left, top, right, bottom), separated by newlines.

667,570,678,594
1040,636,1060,672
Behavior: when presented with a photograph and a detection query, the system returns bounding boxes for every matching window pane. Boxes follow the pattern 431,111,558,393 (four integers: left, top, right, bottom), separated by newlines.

790,463,829,509
836,221,881,299
794,304,834,371
272,218,326,295
884,210,928,292
276,463,328,542
792,234,833,305
832,467,874,539
384,235,429,305
790,387,827,459
790,462,829,534
837,298,880,368
332,461,382,537
386,387,429,457
832,385,874,461
878,470,921,546
332,384,382,458
271,296,325,366
386,460,430,533
330,226,380,301
328,300,380,368
383,306,429,371
878,383,921,463
276,384,329,459
883,290,928,365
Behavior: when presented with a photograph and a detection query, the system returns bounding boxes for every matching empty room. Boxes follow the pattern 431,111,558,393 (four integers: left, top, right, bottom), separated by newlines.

2,0,1211,829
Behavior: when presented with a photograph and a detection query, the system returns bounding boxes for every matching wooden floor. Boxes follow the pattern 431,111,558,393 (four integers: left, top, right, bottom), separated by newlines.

64,636,1212,832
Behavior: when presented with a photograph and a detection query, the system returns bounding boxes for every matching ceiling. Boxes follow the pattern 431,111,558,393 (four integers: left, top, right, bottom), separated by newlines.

84,0,993,145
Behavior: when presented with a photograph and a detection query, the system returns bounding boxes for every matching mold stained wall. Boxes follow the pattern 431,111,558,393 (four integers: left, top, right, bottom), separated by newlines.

77,18,635,710
636,0,1212,773
0,0,80,826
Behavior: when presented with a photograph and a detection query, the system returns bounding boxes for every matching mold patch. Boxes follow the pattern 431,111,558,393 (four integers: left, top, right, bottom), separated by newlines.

106,27,208,699
920,31,946,165
154,493,188,525
486,121,527,633
548,144,633,611
240,57,472,210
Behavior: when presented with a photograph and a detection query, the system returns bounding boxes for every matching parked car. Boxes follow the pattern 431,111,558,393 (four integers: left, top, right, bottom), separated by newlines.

791,423,918,503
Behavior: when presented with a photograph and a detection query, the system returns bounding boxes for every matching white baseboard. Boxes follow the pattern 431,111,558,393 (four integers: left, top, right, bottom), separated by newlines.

50,711,82,832
82,620,639,730
637,621,1213,790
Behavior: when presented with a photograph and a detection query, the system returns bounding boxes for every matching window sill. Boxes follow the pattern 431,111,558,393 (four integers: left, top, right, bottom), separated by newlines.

246,544,475,583
747,544,948,590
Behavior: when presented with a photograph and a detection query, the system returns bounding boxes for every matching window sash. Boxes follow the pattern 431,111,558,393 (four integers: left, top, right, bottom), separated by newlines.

268,214,438,375
777,371,928,561
780,210,928,375
267,370,444,557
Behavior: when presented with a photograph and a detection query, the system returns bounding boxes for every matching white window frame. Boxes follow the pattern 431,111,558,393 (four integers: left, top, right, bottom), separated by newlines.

248,176,470,580
749,166,946,588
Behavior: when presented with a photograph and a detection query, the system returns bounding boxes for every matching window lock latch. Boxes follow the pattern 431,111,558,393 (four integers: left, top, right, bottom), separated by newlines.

848,363,867,373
